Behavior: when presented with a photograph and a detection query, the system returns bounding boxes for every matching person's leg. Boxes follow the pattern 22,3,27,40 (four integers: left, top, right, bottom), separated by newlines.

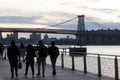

1,53,3,60
42,58,46,77
0,54,2,60
37,58,41,75
30,61,34,76
10,63,14,78
25,61,29,75
50,57,57,76
15,62,18,77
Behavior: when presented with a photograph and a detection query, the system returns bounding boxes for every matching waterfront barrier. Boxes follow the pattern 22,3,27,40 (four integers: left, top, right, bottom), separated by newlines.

58,48,120,80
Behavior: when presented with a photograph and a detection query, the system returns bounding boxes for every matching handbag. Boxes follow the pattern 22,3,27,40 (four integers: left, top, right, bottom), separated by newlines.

18,61,22,69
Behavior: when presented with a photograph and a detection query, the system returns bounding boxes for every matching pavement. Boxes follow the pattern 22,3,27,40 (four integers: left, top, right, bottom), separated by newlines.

0,60,115,80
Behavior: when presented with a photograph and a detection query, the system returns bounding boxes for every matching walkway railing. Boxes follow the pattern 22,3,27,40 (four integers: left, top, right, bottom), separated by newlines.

57,48,120,80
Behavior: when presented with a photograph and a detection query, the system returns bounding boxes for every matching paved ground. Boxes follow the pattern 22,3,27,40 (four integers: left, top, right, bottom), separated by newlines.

0,60,115,80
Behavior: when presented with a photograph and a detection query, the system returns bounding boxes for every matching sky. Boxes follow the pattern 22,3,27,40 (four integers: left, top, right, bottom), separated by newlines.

0,0,120,38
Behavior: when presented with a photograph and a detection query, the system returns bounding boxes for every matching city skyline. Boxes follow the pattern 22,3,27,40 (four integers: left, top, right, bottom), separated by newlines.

2,32,75,39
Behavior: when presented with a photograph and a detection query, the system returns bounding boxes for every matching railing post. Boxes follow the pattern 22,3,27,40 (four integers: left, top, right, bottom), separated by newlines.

61,52,64,68
65,48,66,55
83,55,87,74
72,55,75,70
115,56,119,80
98,54,101,77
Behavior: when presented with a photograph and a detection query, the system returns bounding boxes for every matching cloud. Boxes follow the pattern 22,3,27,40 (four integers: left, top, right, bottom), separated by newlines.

0,0,120,30
0,16,40,24
88,8,120,14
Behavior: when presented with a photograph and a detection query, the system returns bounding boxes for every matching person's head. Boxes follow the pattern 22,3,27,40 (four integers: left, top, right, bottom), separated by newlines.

38,40,43,46
11,40,15,46
27,44,32,50
51,41,55,46
0,42,2,46
20,42,24,48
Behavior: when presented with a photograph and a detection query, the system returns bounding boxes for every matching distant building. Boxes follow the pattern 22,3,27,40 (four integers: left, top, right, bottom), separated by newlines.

56,35,75,45
19,37,27,45
30,33,41,44
43,34,49,45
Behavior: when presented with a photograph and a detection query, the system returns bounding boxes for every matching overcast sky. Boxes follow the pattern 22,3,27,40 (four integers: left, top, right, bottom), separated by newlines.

0,0,120,38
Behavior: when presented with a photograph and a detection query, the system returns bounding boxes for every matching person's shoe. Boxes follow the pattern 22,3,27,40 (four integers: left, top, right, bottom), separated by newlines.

16,73,18,77
32,75,34,78
37,73,40,76
24,73,27,76
52,71,56,76
24,73,27,75
42,74,45,77
11,75,14,79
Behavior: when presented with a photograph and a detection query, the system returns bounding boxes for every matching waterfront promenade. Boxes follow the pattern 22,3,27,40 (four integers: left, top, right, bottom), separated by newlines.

0,60,114,80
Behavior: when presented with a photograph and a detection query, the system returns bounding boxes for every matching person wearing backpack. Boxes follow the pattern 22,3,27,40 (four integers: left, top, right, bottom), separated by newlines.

36,40,48,77
48,41,59,76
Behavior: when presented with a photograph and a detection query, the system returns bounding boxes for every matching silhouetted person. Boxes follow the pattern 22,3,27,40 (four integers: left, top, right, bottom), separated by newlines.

19,42,25,61
0,42,4,60
48,41,59,76
36,40,48,77
7,40,20,78
24,44,35,78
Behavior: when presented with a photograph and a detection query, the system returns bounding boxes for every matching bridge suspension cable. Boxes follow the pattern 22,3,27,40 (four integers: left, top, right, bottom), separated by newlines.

50,17,77,27
86,17,108,29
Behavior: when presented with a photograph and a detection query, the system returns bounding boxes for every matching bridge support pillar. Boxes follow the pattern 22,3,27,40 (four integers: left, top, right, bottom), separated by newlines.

76,15,86,45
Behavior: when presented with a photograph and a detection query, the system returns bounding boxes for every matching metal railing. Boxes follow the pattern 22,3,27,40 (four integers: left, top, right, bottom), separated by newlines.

58,48,120,80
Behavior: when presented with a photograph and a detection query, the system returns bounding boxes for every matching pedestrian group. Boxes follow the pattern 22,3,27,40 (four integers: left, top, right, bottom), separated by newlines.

4,40,59,78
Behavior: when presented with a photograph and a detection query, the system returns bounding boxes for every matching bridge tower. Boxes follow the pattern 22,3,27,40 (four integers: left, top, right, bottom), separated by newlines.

77,15,85,31
76,15,86,45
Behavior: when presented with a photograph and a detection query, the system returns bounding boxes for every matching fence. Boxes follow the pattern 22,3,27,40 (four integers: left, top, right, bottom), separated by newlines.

47,48,120,80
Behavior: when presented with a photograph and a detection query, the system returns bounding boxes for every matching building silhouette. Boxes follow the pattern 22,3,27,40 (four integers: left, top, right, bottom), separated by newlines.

2,29,120,45
30,33,41,44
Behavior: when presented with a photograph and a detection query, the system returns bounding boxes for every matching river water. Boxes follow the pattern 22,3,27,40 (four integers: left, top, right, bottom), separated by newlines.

57,45,120,55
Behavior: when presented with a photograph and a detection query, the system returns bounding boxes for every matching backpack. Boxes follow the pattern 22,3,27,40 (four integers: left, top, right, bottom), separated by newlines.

48,46,59,57
38,46,48,58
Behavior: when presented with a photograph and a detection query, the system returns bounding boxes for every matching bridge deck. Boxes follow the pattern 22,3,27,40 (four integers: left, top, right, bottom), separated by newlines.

0,28,77,34
0,60,113,80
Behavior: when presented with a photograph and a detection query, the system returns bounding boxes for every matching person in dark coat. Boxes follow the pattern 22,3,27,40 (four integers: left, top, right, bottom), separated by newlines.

0,42,4,60
36,40,48,77
48,41,59,76
24,44,35,78
7,40,20,78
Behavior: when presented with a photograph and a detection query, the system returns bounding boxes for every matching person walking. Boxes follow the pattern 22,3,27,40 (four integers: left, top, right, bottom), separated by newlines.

0,42,4,60
24,44,35,78
48,41,59,76
7,40,20,78
36,40,48,77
